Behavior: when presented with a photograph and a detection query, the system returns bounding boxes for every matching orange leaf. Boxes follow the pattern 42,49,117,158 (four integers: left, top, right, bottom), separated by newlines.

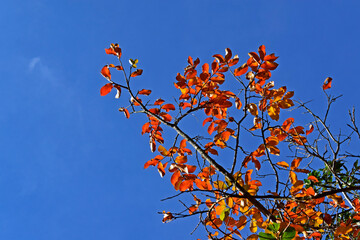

234,63,248,76
263,53,278,62
100,83,113,96
258,45,266,60
261,61,278,70
141,122,151,135
144,157,161,169
195,179,212,190
291,157,302,170
175,155,187,164
138,89,152,95
188,205,198,214
180,139,187,149
105,48,117,56
105,43,122,58
157,162,166,177
162,211,174,223
306,187,315,196
161,103,175,112
308,175,319,183
208,122,215,135
289,171,297,184
276,161,289,169
101,65,111,80
171,170,181,186
179,180,193,191
159,112,172,122
131,69,143,77
322,77,332,90
118,107,130,118
282,117,295,132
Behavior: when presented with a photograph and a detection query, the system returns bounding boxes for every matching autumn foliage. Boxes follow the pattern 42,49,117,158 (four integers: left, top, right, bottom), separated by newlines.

99,43,360,239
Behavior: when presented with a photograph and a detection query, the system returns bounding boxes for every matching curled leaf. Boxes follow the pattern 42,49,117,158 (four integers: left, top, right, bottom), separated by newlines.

119,107,130,118
323,77,332,90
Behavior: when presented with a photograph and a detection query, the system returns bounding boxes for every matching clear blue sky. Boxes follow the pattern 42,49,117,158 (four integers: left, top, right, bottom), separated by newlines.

1,1,360,239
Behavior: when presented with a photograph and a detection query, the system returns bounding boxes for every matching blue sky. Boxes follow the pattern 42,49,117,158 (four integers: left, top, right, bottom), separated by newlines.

1,1,360,239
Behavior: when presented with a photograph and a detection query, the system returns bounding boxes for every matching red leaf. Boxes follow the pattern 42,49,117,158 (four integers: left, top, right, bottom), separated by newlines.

154,99,165,105
225,48,232,62
187,56,194,65
261,61,278,70
141,122,151,135
263,53,278,62
208,122,215,135
105,43,122,58
213,54,225,63
131,69,143,77
119,107,130,118
138,89,152,95
248,52,261,63
258,45,266,60
105,48,117,56
306,124,314,135
180,139,187,149
202,63,209,73
100,65,111,80
323,77,332,90
160,112,172,122
144,158,160,169
100,83,113,96
161,104,176,112
203,117,213,126
114,85,121,98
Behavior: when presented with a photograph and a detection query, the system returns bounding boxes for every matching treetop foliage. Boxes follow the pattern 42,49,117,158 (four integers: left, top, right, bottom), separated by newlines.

99,43,360,240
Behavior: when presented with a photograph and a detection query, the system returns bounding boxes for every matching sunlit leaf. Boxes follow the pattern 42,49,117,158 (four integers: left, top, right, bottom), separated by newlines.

234,63,248,76
101,65,111,80
131,69,143,77
138,89,152,95
276,161,289,169
100,83,113,96
322,77,332,90
161,104,176,112
118,107,130,118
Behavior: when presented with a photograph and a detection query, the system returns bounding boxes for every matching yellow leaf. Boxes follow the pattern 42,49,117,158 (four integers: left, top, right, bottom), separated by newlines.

267,104,280,121
250,219,258,233
289,171,297,184
276,161,289,169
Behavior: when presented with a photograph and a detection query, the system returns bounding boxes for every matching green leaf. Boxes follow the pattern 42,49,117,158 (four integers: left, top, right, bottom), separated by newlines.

259,232,276,240
282,227,296,240
219,208,230,221
267,223,280,233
